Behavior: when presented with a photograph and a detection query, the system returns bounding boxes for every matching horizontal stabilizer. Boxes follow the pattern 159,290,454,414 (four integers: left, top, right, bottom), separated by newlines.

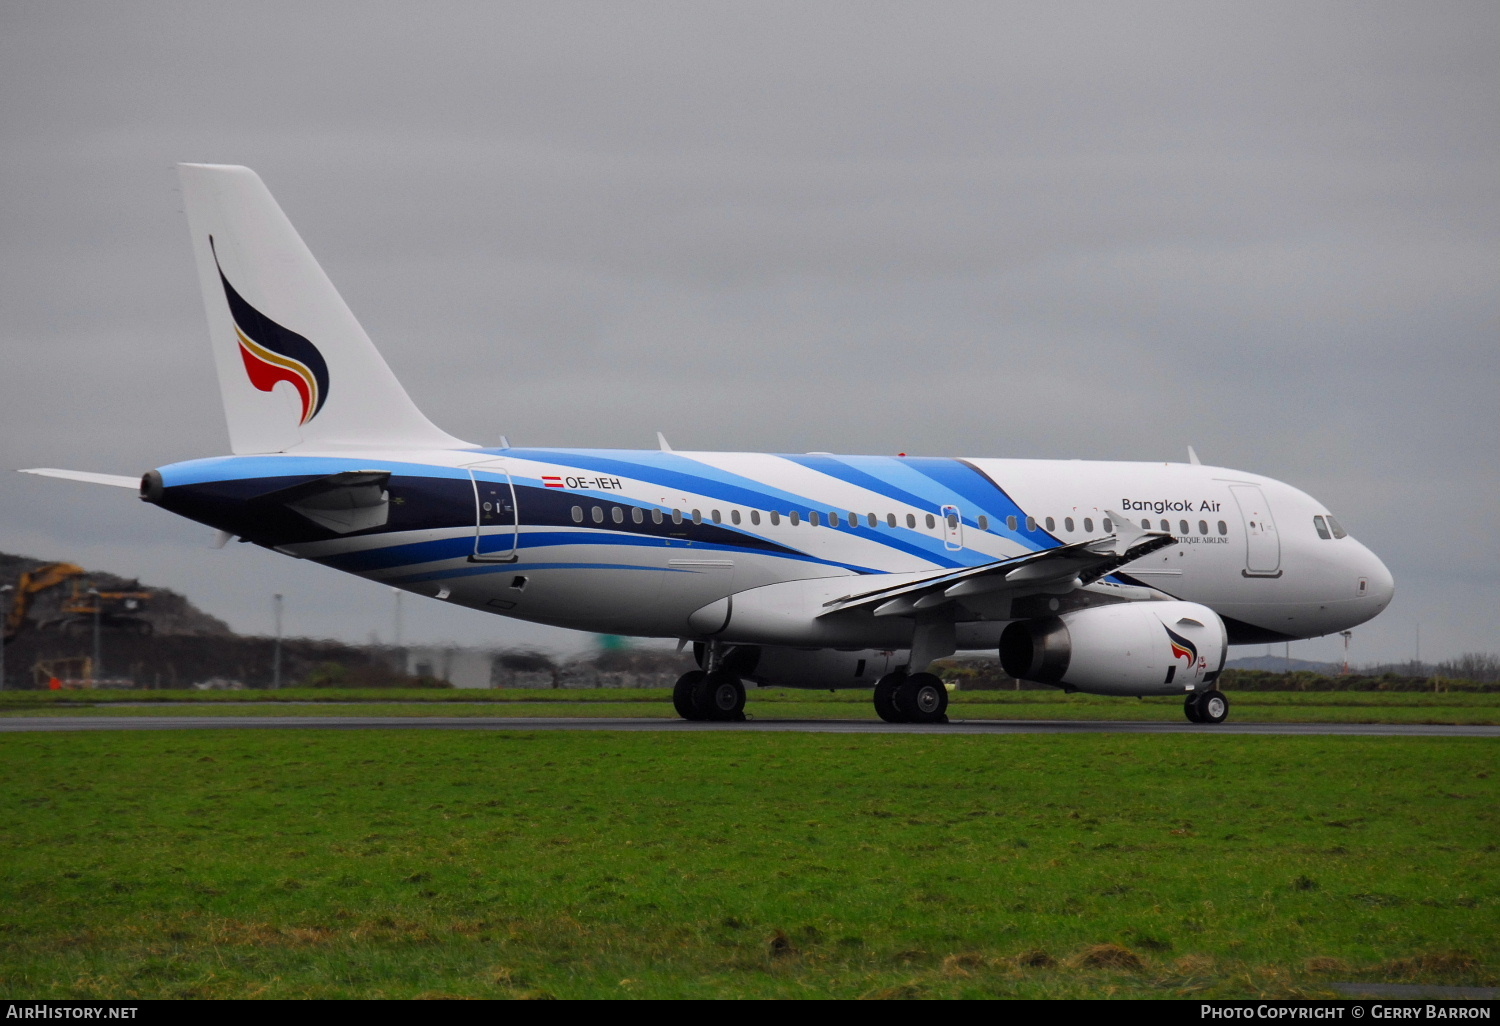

19,468,139,490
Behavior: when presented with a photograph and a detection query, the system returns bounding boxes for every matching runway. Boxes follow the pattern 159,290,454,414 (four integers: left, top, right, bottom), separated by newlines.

0,716,1494,737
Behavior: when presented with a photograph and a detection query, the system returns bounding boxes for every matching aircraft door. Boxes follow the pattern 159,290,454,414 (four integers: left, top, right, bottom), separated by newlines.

468,460,519,563
940,504,964,551
1229,484,1280,577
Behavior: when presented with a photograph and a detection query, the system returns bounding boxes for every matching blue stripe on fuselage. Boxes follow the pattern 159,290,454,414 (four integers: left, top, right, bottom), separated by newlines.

316,527,888,577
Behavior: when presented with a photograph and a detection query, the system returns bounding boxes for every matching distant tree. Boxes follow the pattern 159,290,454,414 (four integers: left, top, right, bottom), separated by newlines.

1436,652,1500,683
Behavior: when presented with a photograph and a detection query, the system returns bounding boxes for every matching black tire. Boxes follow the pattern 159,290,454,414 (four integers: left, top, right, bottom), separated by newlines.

694,672,746,721
873,673,906,723
1184,694,1204,723
896,672,949,724
673,670,708,720
1197,689,1229,724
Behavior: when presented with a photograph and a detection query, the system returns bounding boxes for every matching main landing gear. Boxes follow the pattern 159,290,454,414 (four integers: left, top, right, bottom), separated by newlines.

873,671,949,725
1184,689,1229,724
673,669,747,722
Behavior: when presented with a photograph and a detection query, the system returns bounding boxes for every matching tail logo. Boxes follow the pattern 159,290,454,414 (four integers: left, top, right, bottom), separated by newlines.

1164,624,1197,666
211,236,330,425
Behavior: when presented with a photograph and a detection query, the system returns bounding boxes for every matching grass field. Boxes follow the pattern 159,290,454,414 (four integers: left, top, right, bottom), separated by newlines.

0,728,1493,998
2,688,1497,724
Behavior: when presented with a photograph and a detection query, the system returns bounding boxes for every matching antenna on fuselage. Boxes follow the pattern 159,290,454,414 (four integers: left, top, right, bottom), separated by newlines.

1187,445,1201,465
657,432,674,453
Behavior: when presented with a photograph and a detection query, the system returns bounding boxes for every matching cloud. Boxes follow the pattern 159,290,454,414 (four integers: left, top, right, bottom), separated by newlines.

2,1,1495,661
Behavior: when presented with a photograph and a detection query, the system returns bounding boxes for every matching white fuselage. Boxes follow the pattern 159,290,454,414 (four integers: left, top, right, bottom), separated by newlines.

148,447,1395,652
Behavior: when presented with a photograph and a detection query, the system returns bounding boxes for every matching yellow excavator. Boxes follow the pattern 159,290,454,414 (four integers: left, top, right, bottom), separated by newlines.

50,580,154,636
3,562,85,645
3,564,153,643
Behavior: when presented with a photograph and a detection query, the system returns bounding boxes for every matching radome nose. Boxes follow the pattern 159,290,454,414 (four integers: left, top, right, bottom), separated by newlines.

1362,545,1395,608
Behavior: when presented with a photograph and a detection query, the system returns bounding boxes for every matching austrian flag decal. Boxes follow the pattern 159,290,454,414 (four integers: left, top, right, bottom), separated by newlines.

211,236,330,425
542,476,564,488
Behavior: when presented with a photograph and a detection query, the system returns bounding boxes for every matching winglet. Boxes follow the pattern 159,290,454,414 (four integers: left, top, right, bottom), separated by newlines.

657,431,674,453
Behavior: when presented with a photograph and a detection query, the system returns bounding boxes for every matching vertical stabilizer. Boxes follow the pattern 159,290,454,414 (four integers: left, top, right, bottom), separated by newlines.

178,163,472,453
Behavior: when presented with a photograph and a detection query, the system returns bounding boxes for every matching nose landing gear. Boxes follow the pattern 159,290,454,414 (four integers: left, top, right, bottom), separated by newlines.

1184,689,1229,724
672,669,746,722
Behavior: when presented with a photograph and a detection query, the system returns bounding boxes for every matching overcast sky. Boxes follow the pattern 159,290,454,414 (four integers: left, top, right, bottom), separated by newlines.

2,1,1495,664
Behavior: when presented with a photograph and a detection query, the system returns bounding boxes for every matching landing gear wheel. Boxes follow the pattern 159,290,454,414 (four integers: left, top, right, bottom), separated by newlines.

673,670,708,721
694,672,746,721
1196,689,1229,724
874,673,907,723
1183,694,1204,723
896,672,949,724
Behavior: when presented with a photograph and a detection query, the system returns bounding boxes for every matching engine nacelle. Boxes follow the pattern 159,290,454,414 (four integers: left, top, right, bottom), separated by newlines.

999,600,1227,696
696,644,903,690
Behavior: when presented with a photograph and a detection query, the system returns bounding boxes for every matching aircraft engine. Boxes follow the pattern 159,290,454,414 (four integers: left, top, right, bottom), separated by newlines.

998,600,1227,696
696,644,904,690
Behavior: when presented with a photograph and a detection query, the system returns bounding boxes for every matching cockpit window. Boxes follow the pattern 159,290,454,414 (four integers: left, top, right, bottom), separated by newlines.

1325,515,1348,539
1313,515,1331,540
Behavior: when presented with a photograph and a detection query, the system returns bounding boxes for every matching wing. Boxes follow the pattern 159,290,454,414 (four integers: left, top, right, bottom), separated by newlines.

818,511,1175,619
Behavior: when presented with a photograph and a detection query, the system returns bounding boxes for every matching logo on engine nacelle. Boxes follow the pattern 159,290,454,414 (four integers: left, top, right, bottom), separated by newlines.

1163,624,1198,667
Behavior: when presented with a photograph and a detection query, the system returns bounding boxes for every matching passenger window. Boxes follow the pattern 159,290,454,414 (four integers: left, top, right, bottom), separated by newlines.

731,510,741,525
711,510,721,524
946,513,958,530
829,512,840,527
1198,520,1207,535
925,513,936,530
750,510,761,526
1141,519,1150,530
652,508,663,525
1102,518,1112,532
1160,519,1170,532
632,508,643,524
1179,520,1189,535
1217,520,1227,535
611,507,624,524
770,511,780,525
692,509,703,525
672,509,683,525
571,506,583,524
867,513,877,528
1026,516,1036,532
977,515,990,531
591,506,604,524
810,512,821,527
1004,515,1015,531
1326,515,1348,539
1045,516,1056,532
850,511,859,528
1064,517,1075,533
789,511,801,526
1083,517,1093,532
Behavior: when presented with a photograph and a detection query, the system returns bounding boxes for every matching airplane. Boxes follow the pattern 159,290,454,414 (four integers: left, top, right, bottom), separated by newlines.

22,164,1395,724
